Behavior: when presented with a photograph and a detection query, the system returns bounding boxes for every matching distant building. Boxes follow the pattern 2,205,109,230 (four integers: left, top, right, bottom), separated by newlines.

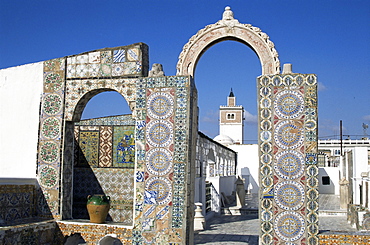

219,89,244,144
214,91,258,194
318,139,370,206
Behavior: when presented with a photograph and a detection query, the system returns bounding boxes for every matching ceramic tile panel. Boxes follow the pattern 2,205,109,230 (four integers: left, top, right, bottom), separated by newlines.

38,46,194,244
0,220,62,244
64,79,137,121
37,58,66,220
65,43,148,79
99,126,113,167
0,185,35,225
318,234,370,244
57,221,132,244
113,126,135,168
73,168,134,225
78,131,100,167
131,76,195,244
258,74,318,244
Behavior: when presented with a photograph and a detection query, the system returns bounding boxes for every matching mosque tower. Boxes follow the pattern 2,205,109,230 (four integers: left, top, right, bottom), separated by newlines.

218,89,244,144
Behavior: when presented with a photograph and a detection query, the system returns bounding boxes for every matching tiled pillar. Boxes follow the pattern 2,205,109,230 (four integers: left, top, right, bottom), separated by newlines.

37,58,66,220
258,74,318,244
132,76,197,244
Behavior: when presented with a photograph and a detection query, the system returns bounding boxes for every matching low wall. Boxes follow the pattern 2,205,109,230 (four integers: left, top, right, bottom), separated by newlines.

0,179,61,244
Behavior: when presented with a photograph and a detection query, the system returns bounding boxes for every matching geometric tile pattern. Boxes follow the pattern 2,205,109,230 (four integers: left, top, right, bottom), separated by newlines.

0,185,35,225
258,74,318,244
99,126,113,167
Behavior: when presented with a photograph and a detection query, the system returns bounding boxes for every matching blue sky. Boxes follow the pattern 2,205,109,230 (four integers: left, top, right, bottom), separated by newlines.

1,1,369,142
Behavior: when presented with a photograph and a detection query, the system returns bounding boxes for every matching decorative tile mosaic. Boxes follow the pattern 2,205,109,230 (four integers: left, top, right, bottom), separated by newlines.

76,115,135,126
73,168,134,225
57,221,132,244
78,131,99,167
0,185,35,224
38,45,193,244
64,79,137,121
65,43,147,79
0,219,62,244
318,234,370,244
258,74,318,244
61,121,74,219
37,58,66,220
113,126,135,168
130,77,194,244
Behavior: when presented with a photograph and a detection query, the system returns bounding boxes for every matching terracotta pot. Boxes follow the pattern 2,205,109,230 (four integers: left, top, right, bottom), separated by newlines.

86,194,110,223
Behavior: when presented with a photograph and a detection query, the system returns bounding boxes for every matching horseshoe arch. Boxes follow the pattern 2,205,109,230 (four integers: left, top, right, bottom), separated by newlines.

177,6,281,77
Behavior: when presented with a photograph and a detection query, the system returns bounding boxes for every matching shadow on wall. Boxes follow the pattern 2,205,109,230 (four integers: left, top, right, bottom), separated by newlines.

241,167,258,194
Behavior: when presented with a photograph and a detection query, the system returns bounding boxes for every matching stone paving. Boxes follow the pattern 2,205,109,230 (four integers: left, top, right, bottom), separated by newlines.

194,194,365,244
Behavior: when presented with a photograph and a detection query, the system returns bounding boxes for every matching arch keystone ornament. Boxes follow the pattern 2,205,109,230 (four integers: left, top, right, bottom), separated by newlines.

177,6,280,77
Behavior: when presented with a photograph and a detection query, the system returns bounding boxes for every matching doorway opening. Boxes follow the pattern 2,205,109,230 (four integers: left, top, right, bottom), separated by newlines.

71,90,135,226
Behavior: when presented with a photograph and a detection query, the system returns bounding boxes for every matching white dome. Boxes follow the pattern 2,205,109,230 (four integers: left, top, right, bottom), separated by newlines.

213,134,234,146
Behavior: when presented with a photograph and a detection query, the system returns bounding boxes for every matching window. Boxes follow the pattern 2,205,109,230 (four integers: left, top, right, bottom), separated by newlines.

334,149,341,156
227,113,235,120
318,153,326,167
322,176,330,185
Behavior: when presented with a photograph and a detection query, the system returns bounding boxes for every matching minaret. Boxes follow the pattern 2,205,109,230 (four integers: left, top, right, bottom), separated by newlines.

219,89,244,144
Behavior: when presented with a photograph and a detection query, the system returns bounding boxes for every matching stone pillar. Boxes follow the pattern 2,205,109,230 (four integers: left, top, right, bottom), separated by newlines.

339,177,350,209
235,176,245,207
194,203,206,231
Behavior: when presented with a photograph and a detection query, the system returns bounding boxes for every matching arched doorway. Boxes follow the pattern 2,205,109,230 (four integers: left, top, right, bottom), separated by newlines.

178,7,319,244
70,90,135,225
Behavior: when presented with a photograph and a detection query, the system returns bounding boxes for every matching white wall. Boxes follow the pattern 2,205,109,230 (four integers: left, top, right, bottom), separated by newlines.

318,167,340,195
220,124,243,144
0,62,43,178
352,147,370,204
206,176,236,197
229,144,259,193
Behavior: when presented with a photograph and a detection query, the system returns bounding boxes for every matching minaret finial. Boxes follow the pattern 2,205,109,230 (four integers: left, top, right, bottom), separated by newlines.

229,88,234,97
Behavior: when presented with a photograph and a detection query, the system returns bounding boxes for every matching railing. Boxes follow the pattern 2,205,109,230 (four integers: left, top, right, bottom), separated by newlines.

205,181,220,213
205,182,212,213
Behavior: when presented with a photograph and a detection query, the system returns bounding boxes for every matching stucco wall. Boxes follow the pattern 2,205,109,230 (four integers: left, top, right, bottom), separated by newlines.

352,147,370,204
318,167,340,195
0,62,43,178
229,144,259,193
